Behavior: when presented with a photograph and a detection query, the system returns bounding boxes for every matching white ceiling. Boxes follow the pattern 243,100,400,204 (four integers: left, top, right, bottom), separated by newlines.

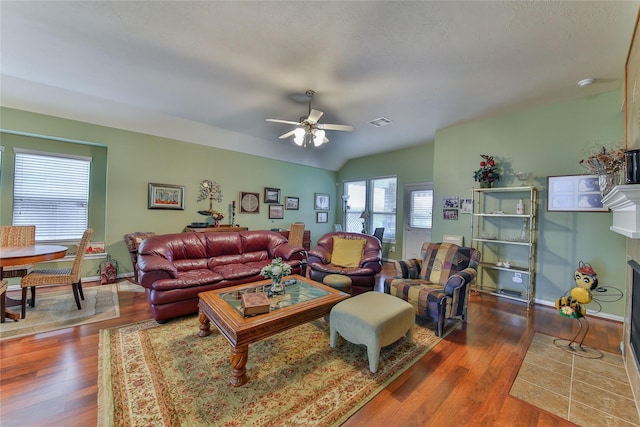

1,1,638,170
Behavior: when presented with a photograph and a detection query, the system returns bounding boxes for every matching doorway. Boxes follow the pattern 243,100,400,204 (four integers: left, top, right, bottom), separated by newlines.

402,183,433,259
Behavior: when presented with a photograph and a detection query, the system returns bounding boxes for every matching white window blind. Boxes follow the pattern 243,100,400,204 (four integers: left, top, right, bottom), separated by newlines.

13,150,91,241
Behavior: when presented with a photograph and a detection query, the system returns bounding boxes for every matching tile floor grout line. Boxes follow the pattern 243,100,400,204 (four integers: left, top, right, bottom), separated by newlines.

567,354,575,420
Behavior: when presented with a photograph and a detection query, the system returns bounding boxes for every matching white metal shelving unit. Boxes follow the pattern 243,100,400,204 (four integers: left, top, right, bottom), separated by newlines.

471,186,537,308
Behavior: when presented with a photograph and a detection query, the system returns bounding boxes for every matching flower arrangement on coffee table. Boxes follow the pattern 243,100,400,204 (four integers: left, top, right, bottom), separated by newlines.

473,154,500,187
261,258,292,295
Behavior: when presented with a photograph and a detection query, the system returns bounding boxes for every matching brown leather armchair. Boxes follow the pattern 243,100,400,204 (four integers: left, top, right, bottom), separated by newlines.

307,232,382,295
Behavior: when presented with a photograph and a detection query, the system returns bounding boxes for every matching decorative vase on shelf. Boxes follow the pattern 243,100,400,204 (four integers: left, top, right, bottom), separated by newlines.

480,181,493,188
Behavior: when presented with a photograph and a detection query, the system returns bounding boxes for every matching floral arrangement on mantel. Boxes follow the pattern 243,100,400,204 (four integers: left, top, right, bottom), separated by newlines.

473,154,501,187
197,179,224,224
579,144,625,196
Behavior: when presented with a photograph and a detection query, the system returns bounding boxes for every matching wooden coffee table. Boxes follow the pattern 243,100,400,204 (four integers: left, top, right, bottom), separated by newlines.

197,274,349,386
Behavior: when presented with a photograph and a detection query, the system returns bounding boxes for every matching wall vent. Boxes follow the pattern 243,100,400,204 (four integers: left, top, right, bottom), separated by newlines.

368,117,393,127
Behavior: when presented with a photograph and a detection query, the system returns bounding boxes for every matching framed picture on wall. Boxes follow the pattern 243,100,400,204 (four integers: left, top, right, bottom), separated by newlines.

240,192,260,213
443,208,458,220
460,199,473,214
268,204,284,219
314,193,330,210
285,196,299,210
148,183,185,210
547,175,608,212
443,196,459,208
317,211,328,223
264,187,281,204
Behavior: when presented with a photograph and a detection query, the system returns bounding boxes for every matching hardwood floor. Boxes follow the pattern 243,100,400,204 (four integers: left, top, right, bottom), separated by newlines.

0,265,624,426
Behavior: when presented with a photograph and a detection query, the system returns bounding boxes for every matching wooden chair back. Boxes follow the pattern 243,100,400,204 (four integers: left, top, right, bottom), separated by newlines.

288,223,305,248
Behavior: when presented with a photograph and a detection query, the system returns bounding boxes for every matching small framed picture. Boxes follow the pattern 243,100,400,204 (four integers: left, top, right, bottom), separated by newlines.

443,196,459,209
443,208,458,220
285,196,299,210
460,199,473,214
148,183,185,210
269,204,284,219
317,211,328,223
314,193,330,210
264,187,281,204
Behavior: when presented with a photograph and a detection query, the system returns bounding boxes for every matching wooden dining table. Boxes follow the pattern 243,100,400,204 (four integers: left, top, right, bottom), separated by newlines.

0,244,68,322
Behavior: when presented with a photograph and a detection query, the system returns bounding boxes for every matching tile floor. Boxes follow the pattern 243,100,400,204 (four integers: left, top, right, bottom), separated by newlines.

510,332,640,426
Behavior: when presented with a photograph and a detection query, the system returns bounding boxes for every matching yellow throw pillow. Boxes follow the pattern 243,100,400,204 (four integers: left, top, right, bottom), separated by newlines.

331,237,366,268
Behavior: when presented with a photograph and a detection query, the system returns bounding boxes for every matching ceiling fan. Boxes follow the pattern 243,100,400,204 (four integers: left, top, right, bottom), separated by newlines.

266,90,354,147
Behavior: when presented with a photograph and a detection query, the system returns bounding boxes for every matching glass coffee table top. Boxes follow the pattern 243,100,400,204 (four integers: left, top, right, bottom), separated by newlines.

218,278,330,316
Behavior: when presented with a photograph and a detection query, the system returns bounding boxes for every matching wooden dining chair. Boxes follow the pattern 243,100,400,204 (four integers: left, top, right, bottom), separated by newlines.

20,228,93,319
0,225,36,278
288,223,305,248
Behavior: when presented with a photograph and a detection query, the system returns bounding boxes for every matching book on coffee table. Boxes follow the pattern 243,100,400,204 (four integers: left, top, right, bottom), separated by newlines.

241,292,270,316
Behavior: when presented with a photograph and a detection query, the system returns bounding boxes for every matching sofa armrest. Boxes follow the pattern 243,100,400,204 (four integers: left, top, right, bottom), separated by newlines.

273,243,305,261
443,266,477,296
308,246,331,264
360,253,381,266
392,258,422,279
137,254,178,288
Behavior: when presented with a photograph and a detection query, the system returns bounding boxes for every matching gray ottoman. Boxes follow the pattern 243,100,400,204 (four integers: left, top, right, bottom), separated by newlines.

330,291,414,373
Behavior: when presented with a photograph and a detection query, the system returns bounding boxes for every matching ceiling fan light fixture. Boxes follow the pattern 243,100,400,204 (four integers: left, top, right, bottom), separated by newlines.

294,128,305,138
293,136,304,146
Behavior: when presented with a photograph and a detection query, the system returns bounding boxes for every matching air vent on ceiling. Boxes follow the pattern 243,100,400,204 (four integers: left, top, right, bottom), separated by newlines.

368,117,393,128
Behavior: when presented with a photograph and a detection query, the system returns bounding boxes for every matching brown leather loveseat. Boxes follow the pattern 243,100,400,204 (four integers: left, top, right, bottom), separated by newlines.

137,230,305,322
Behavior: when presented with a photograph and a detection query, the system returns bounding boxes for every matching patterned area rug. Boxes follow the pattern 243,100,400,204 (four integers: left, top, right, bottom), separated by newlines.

98,315,453,426
1,283,120,340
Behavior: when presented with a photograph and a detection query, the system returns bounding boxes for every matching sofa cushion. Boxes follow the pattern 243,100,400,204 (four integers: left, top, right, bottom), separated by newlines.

331,237,366,267
211,263,262,281
151,269,224,291
419,243,461,285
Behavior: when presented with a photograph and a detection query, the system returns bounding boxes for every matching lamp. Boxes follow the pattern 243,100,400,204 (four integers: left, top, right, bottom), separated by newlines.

341,194,350,230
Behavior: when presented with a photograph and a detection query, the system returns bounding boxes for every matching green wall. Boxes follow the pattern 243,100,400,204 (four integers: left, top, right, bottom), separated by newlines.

1,107,338,278
433,91,627,317
1,90,628,317
337,143,435,259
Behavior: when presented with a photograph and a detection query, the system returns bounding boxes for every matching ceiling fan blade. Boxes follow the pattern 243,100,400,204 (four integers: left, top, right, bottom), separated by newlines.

317,123,354,132
266,118,301,125
278,130,296,139
307,109,324,123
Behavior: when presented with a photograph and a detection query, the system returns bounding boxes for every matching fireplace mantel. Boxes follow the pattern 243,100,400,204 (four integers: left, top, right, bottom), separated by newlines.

602,185,640,238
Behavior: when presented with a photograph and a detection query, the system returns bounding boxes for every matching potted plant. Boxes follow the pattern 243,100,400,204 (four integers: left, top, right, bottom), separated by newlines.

579,144,625,197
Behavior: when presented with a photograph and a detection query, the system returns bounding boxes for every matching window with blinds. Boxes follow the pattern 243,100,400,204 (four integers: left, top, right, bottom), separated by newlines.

13,150,91,242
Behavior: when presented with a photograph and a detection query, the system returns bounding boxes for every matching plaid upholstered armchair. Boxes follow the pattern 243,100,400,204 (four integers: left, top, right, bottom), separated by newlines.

383,242,480,336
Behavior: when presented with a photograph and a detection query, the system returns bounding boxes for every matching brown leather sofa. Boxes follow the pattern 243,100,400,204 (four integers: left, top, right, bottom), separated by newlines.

307,232,382,295
137,230,305,322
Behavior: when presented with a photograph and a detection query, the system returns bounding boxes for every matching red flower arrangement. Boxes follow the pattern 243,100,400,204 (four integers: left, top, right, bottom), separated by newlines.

473,154,500,185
